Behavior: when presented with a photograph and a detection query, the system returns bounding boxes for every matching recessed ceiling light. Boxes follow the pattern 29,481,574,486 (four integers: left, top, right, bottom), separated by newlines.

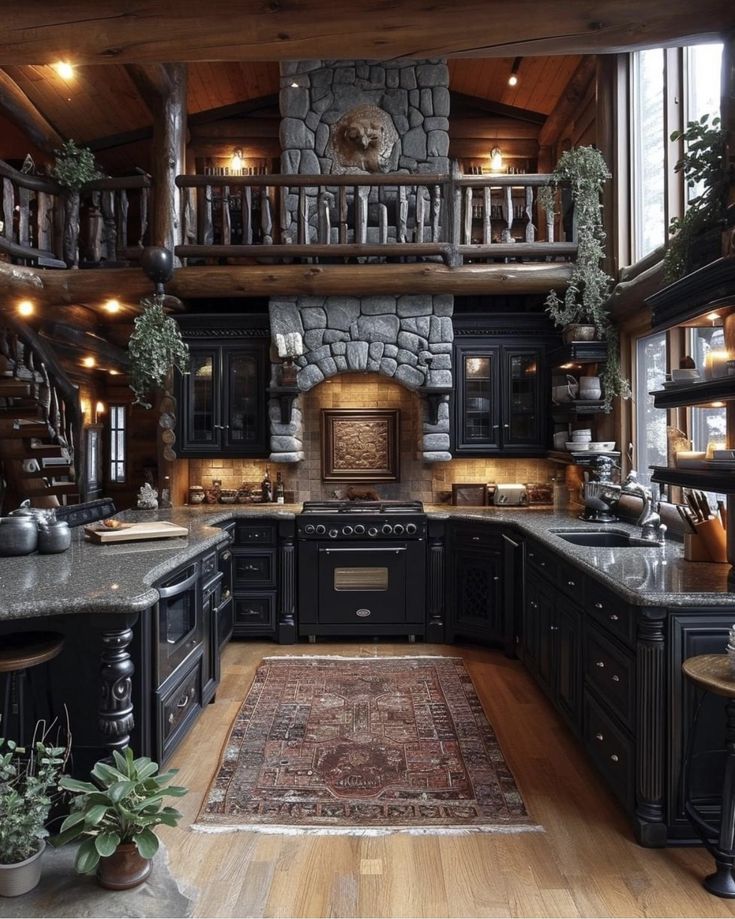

103,299,121,314
53,61,75,80
83,356,96,368
17,300,34,317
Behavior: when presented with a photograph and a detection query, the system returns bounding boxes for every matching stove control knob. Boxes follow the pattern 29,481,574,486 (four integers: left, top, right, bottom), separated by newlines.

304,524,316,535
354,524,366,536
405,523,418,535
342,526,354,536
368,526,379,537
393,524,405,535
382,524,393,535
315,524,326,536
328,528,339,539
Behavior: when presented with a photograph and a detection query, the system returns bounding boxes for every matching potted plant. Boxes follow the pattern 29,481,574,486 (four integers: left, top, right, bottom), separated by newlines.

51,139,103,267
53,747,187,890
128,295,190,409
664,113,728,281
0,730,68,898
540,146,630,408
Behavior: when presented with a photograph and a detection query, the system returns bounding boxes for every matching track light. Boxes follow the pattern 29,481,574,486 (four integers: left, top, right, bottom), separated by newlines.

508,57,522,87
53,61,75,80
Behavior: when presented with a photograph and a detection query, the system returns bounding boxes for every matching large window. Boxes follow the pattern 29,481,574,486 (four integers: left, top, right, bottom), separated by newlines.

634,331,668,484
688,326,727,454
631,49,666,261
109,404,126,483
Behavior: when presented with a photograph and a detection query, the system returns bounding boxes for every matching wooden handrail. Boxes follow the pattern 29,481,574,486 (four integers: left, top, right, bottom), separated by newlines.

176,173,448,188
0,159,61,195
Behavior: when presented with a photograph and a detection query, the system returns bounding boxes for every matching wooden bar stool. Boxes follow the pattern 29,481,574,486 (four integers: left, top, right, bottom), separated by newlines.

682,654,735,898
0,632,64,745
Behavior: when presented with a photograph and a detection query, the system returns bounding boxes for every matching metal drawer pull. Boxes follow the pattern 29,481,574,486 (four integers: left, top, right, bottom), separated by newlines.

243,564,261,572
493,576,500,581
595,733,604,741
530,601,538,608
595,660,605,668
356,609,371,618
244,608,260,615
176,693,190,709
609,614,619,622
567,580,575,587
611,674,621,683
472,536,480,541
539,561,546,567
222,551,232,561
550,625,558,632
223,589,231,599
594,602,604,610
610,754,619,763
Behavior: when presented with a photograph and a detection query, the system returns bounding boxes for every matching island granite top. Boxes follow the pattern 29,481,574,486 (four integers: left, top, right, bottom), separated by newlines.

0,503,733,622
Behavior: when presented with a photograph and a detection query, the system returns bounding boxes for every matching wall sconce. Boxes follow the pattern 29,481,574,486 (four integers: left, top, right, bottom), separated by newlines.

508,57,522,87
490,147,503,173
94,401,106,424
230,148,244,173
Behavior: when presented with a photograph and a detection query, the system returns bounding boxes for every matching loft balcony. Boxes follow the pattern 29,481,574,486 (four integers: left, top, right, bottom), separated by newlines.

0,159,576,301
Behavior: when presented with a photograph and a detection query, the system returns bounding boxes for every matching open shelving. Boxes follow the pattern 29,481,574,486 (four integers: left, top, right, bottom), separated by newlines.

651,377,735,410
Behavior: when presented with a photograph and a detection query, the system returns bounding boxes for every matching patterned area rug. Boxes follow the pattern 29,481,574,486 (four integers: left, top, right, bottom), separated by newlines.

195,656,539,835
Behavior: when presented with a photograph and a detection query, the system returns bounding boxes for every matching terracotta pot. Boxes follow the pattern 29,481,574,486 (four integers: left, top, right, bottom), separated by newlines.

97,843,151,891
562,323,597,343
0,842,45,897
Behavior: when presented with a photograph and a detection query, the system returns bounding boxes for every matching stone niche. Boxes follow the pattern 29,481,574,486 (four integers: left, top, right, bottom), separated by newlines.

268,295,454,465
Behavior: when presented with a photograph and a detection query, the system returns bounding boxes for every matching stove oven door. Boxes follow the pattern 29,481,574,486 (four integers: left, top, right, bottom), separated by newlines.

317,545,408,625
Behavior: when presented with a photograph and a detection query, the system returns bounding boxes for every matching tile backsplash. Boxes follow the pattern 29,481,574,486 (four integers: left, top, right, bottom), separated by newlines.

185,374,556,504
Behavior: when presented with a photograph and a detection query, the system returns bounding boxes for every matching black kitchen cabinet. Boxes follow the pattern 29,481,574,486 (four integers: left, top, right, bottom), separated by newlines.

176,315,269,458
453,314,557,456
448,524,513,652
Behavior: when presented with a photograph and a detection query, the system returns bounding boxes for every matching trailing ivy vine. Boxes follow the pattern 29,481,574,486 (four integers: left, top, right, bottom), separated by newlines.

128,296,189,409
540,146,630,408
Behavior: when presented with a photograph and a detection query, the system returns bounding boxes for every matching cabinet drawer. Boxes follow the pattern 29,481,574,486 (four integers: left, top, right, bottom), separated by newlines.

453,525,501,550
232,549,276,589
157,656,203,763
585,627,636,729
525,543,559,582
233,593,276,633
587,581,635,646
201,550,218,581
235,523,276,546
584,691,634,811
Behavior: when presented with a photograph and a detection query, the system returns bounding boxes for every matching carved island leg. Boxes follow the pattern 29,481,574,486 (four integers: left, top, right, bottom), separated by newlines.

96,613,139,753
278,519,297,644
635,610,668,847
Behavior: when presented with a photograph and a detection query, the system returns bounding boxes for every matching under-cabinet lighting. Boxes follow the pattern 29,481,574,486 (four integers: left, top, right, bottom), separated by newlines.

83,356,96,368
53,61,75,80
17,300,34,317
103,299,121,314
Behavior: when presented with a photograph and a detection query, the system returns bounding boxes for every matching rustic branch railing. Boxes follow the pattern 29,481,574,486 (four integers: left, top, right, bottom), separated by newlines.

0,310,82,477
176,171,575,266
0,158,152,269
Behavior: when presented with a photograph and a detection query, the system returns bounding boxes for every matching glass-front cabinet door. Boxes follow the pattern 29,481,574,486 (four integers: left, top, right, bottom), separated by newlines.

180,347,221,454
503,349,543,449
223,348,265,452
456,346,500,453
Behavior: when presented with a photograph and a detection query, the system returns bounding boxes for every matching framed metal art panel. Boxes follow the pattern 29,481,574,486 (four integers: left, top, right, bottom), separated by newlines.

321,409,400,482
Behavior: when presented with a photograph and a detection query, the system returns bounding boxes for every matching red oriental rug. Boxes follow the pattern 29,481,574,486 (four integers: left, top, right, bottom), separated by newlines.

193,655,539,835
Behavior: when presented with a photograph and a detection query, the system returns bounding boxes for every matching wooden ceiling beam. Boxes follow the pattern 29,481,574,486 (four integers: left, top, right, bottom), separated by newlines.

451,93,547,125
538,56,598,148
0,67,64,154
0,2,728,64
0,261,572,304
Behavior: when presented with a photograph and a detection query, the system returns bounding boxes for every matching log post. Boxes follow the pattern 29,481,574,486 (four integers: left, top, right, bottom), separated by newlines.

126,64,187,263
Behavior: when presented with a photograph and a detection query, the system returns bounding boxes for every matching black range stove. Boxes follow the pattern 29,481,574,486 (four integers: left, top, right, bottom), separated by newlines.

297,500,427,639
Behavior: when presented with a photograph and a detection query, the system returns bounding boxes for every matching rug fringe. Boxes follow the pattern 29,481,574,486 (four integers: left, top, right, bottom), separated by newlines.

261,655,464,661
190,823,543,837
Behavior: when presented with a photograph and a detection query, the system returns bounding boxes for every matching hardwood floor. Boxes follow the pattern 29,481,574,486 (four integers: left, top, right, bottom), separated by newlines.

160,641,735,918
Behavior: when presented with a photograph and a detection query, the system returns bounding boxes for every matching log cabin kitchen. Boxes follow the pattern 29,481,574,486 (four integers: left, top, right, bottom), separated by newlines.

0,3,734,916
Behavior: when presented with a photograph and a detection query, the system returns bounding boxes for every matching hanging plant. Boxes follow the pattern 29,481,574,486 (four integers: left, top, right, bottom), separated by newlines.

51,139,103,192
128,296,189,409
540,146,630,409
664,114,727,281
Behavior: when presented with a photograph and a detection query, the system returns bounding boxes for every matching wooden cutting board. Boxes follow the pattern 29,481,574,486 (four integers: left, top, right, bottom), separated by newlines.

85,521,189,543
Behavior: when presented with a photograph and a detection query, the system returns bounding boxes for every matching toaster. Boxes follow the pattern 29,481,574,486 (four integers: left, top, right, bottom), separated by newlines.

493,484,528,506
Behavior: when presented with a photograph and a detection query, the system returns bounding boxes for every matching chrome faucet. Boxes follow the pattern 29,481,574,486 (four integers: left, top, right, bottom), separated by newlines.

621,471,667,543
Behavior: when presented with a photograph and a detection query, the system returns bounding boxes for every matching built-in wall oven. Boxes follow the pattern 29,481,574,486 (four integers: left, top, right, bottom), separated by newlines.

297,501,426,639
155,561,203,685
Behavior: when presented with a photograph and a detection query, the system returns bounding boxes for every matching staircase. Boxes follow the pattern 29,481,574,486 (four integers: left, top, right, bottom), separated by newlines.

0,319,82,511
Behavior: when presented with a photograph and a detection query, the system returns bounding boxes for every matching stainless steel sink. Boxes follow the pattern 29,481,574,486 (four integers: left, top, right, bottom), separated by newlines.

549,528,663,548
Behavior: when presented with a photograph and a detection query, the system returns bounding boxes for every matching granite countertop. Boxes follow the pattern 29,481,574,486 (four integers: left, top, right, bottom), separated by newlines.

0,503,733,622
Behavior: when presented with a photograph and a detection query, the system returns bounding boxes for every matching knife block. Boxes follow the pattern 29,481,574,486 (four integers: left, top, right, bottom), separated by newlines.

684,532,713,562
690,519,729,563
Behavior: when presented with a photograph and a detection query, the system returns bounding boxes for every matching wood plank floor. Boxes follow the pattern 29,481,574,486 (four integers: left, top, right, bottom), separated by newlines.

160,641,735,918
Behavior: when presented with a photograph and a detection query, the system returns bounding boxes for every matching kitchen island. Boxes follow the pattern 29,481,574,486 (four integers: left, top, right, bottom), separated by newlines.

1,501,734,847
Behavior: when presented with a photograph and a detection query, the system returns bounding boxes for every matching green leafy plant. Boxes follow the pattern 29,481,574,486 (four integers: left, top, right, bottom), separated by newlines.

53,748,187,875
664,114,727,281
540,146,630,408
0,729,69,865
51,139,103,192
128,296,190,409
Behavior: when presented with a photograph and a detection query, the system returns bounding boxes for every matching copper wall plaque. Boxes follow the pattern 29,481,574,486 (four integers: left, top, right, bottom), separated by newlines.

321,409,400,482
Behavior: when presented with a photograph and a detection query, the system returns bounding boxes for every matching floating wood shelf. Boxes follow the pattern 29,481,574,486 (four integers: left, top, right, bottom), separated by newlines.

548,450,620,466
651,377,735,409
650,465,735,493
548,340,609,367
551,399,611,415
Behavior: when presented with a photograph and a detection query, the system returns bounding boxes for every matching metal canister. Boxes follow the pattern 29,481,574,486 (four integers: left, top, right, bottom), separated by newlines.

0,515,39,556
37,520,72,554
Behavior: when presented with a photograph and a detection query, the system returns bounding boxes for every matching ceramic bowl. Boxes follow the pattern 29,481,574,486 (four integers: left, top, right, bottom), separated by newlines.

567,441,588,451
671,368,700,382
588,441,615,451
